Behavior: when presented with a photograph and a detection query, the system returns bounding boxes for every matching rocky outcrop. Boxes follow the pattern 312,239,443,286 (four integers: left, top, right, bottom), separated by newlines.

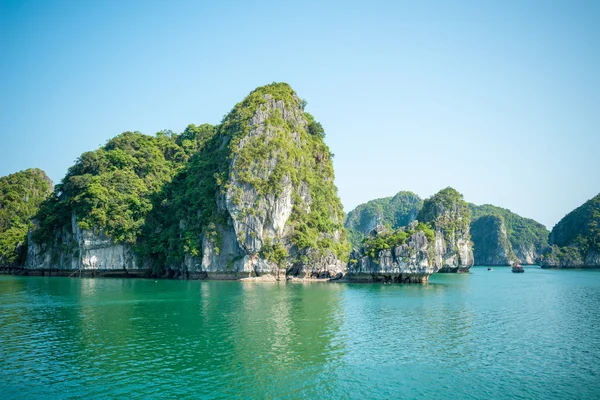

417,188,474,272
140,83,348,280
347,224,436,283
26,212,137,271
191,88,346,279
470,216,515,266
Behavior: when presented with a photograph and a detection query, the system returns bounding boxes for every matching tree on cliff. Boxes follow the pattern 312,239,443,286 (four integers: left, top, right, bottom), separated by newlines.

0,169,53,266
32,127,214,247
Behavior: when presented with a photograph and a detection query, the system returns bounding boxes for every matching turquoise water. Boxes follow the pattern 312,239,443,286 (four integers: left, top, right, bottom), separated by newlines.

1,267,599,399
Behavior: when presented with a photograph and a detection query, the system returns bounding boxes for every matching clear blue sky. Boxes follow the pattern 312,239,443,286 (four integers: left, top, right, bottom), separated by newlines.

1,0,599,229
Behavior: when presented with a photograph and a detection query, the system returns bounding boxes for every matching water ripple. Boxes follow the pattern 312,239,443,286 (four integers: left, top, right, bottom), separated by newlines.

1,269,600,399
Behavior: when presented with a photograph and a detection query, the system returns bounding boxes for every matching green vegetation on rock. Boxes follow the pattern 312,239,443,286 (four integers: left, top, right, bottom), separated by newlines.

362,222,434,261
136,127,227,268
469,203,548,261
469,215,515,265
33,127,213,247
417,187,470,240
344,191,422,248
139,82,349,271
0,169,53,266
541,192,600,267
549,193,600,252
228,83,347,258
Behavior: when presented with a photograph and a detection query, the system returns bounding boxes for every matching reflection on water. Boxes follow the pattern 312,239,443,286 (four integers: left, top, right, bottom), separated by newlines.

1,269,599,399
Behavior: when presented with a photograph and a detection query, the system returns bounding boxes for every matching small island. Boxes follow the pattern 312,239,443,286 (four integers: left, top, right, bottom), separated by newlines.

346,187,475,283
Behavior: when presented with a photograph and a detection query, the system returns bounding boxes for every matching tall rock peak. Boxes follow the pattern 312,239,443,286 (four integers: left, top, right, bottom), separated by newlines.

196,82,348,278
417,187,474,272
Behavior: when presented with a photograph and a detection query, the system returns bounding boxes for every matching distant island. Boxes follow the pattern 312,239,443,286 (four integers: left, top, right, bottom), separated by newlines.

344,191,550,267
539,193,600,268
0,83,598,281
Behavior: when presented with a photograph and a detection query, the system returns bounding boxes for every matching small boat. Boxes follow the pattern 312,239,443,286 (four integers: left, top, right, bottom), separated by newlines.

511,261,524,273
488,267,493,271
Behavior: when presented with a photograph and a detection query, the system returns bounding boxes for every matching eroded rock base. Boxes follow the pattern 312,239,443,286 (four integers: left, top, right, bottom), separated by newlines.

345,273,430,283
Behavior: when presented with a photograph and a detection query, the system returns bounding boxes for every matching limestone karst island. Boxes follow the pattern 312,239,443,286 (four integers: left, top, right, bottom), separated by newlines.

2,1,600,398
1,84,599,283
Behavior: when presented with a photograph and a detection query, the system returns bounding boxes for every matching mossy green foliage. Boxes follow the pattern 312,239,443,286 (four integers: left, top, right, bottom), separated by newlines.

362,222,434,261
227,83,348,260
344,191,423,249
29,83,348,270
417,187,470,240
139,82,349,268
469,203,549,254
0,169,53,265
34,127,214,248
541,245,583,266
260,237,289,267
137,128,226,268
548,192,600,256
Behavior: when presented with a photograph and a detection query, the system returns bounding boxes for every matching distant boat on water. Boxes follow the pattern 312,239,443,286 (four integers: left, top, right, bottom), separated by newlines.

488,267,493,271
512,261,524,273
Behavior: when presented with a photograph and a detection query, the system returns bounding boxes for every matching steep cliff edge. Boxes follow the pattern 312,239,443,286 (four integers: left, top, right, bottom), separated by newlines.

0,169,53,267
470,215,515,266
469,203,548,265
344,191,422,249
540,193,600,268
347,222,437,283
417,187,473,272
139,83,349,279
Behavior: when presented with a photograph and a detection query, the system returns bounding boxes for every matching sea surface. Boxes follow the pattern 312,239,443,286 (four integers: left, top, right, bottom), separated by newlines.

1,266,599,399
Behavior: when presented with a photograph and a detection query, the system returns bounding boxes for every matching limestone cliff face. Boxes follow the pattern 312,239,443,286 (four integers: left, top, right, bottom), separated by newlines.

470,216,515,266
468,203,548,265
512,244,538,265
26,212,137,270
157,83,348,279
417,188,474,272
347,223,437,283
